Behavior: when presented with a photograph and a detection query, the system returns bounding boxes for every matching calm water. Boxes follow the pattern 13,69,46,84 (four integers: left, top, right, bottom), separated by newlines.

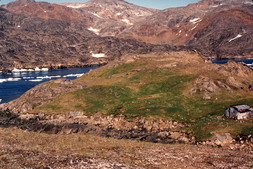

0,66,100,103
1,59,253,104
212,59,253,66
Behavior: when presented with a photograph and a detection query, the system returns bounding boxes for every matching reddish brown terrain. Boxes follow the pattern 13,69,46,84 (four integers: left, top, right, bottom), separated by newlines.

1,0,253,61
119,0,253,59
2,0,87,25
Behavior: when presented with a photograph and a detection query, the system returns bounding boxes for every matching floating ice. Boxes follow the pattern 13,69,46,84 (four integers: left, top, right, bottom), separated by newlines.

23,77,34,79
29,79,43,82
0,78,21,83
12,67,48,72
37,75,61,79
63,73,84,78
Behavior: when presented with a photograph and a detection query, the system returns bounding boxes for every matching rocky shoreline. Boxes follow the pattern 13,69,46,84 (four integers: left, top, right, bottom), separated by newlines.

0,61,108,74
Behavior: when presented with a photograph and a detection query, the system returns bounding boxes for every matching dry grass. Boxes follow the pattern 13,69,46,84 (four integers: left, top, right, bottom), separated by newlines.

0,127,252,168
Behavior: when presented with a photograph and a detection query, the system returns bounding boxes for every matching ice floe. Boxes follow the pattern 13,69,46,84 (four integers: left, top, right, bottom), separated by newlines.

63,73,84,78
29,79,43,82
229,34,242,42
35,67,49,71
37,75,61,79
12,67,48,73
23,77,34,79
0,78,21,83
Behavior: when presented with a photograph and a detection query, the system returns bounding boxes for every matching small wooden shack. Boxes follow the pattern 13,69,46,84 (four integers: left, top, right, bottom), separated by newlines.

225,105,253,120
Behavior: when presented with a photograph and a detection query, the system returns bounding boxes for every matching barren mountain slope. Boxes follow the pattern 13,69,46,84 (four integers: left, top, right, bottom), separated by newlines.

119,0,253,59
1,0,87,25
60,0,157,37
0,7,174,71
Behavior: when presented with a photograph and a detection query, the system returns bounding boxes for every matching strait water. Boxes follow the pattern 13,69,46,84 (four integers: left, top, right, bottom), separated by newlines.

1,59,253,104
0,66,100,104
212,59,253,66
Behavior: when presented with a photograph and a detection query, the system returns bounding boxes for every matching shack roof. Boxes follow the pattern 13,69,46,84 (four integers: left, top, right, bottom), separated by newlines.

232,105,251,112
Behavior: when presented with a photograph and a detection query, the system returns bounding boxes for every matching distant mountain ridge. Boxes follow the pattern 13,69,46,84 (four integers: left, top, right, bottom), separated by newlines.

0,6,177,71
0,0,252,69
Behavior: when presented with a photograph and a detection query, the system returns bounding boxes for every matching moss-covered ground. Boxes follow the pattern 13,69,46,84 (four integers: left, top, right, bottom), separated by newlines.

31,52,253,140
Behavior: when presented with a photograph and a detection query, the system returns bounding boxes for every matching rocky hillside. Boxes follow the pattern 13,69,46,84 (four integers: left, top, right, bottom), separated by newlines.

118,0,253,59
0,7,177,71
1,0,87,25
1,51,253,143
0,0,252,69
60,0,157,37
186,7,253,59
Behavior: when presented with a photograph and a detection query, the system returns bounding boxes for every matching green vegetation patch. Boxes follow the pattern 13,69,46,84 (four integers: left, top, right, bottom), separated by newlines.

99,62,146,78
34,65,253,141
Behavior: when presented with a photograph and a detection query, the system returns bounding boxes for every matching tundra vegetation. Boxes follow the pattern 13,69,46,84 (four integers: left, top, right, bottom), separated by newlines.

24,52,253,140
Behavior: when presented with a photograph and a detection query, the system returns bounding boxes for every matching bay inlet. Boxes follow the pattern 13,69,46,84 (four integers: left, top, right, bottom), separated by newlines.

0,66,100,104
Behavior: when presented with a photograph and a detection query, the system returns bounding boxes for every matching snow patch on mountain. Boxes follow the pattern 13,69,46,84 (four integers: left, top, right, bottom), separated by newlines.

66,4,86,8
244,2,253,5
91,53,105,58
92,13,102,18
122,19,133,25
88,27,100,35
229,34,242,42
190,18,201,24
191,25,197,30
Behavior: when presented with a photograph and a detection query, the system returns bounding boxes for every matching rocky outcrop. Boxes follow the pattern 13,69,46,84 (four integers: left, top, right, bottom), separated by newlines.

190,61,253,98
199,133,253,151
217,61,253,78
0,78,79,113
186,8,253,59
190,76,233,99
0,111,194,144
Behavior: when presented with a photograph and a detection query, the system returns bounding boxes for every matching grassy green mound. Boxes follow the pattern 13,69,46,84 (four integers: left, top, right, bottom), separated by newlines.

31,52,253,140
